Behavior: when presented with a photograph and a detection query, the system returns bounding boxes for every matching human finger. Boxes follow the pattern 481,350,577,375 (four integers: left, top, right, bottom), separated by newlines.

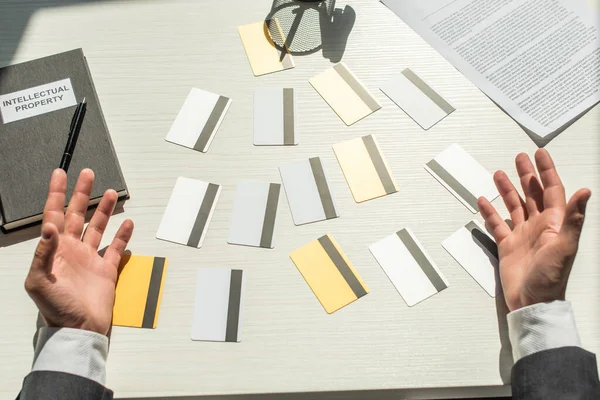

103,219,134,269
559,188,592,249
82,189,118,250
42,169,67,232
494,170,527,226
515,153,544,216
27,223,59,279
64,169,95,239
535,149,566,210
478,197,511,244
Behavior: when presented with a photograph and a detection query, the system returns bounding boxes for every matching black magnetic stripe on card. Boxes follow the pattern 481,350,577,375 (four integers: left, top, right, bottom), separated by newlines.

141,257,166,329
396,230,447,293
401,69,455,115
225,270,243,342
187,183,220,247
426,159,480,210
361,135,397,195
318,235,367,299
283,89,295,145
309,157,337,220
194,96,229,152
465,222,499,260
260,183,280,248
333,64,380,112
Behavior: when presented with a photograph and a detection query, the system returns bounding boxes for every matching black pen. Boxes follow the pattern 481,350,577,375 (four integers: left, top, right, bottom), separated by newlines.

60,97,87,172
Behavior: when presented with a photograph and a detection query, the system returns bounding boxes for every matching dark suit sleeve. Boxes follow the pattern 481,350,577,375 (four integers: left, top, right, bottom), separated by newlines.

17,371,113,400
512,347,600,400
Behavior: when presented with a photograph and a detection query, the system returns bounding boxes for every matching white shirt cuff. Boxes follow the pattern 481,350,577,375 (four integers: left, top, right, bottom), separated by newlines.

32,327,109,386
507,300,581,362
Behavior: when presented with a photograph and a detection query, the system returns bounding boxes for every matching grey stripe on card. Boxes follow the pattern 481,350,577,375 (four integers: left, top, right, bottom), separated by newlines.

396,229,447,292
194,96,230,152
362,135,397,195
283,89,295,145
401,69,455,115
141,257,166,329
333,64,380,112
225,270,243,342
426,159,479,211
309,157,337,220
318,235,367,299
266,19,294,68
281,52,294,69
465,221,499,260
259,183,281,248
187,183,220,248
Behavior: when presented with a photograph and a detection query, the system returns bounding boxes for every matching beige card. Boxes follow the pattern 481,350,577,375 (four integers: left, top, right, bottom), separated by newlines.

309,63,381,125
333,134,398,203
238,20,294,76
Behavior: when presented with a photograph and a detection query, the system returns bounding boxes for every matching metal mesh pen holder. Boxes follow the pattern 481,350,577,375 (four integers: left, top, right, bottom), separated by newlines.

266,0,336,56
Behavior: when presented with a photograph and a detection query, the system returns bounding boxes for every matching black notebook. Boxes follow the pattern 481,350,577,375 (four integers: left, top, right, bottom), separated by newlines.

0,49,129,231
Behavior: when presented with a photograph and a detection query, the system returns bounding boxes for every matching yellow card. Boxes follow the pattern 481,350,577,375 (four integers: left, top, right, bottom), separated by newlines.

309,63,381,125
290,235,369,314
238,20,294,76
113,255,168,329
333,134,398,203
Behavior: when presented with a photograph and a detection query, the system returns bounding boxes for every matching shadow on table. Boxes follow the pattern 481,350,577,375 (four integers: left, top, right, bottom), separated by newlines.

123,390,510,400
0,0,116,66
265,0,355,63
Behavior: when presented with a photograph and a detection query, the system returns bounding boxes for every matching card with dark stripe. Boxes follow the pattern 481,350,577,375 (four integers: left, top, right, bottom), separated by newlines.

254,88,298,146
333,134,398,203
113,255,168,329
157,177,221,248
238,20,295,77
425,144,498,213
228,180,280,249
370,229,449,307
165,88,232,153
191,268,245,342
290,234,369,314
279,157,339,225
380,68,455,130
443,220,499,297
310,62,381,125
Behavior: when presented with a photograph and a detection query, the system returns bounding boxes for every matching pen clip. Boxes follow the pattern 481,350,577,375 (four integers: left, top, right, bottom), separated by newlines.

69,105,79,132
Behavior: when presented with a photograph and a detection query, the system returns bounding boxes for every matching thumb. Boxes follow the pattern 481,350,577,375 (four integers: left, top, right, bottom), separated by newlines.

560,188,592,246
31,223,59,274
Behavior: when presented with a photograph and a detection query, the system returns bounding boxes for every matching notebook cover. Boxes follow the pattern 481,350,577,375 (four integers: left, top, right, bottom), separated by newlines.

0,49,128,230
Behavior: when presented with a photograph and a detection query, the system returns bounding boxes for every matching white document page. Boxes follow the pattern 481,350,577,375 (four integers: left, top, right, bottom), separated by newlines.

381,0,600,139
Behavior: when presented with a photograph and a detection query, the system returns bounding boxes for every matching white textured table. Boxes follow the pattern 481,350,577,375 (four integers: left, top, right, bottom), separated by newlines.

1,1,599,399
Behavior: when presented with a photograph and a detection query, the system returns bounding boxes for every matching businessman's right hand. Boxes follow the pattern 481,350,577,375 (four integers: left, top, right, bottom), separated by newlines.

478,149,591,312
25,169,134,335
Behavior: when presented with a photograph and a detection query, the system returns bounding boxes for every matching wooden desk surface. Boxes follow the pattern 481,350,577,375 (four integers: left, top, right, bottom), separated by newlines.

0,0,598,398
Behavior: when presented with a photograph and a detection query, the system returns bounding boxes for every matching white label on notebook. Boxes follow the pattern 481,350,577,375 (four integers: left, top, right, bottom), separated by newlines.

191,268,246,342
254,88,298,146
156,177,221,248
425,144,498,213
279,157,339,225
228,181,281,249
370,228,449,307
380,69,455,130
165,88,232,153
0,78,77,124
442,220,499,297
